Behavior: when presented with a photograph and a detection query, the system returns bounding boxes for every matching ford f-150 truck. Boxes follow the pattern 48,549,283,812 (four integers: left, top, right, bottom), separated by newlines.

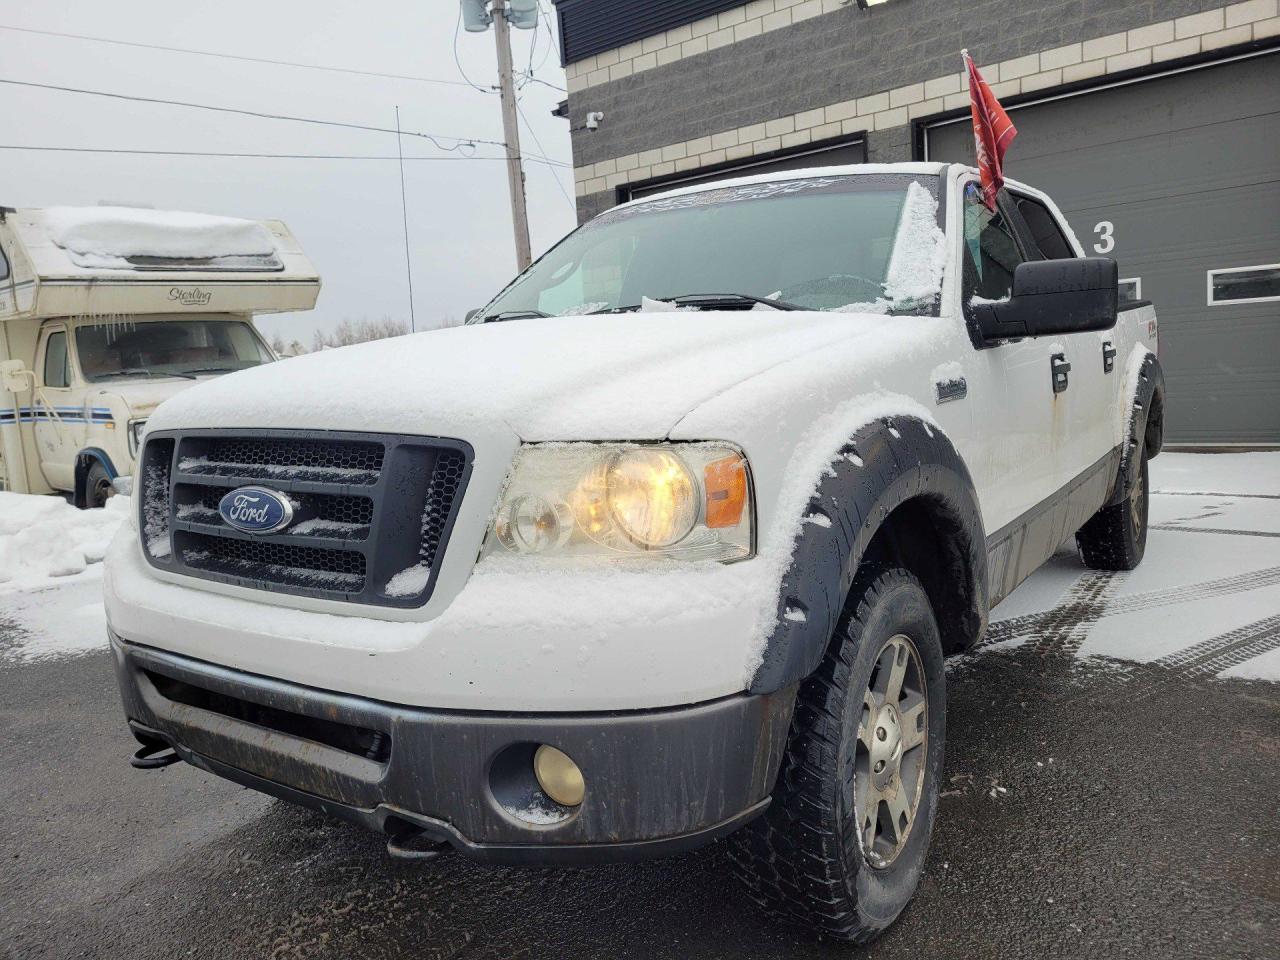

106,162,1164,942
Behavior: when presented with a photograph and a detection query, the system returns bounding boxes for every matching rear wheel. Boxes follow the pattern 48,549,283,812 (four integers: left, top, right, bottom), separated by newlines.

1077,448,1148,571
84,461,114,510
730,567,945,942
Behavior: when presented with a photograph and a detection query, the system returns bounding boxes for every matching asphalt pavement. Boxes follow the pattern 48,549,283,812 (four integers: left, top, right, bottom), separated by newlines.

2,628,1276,960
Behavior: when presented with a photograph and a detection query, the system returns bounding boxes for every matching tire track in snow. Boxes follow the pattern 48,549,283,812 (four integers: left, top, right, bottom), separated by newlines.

1021,572,1120,658
1152,613,1280,680
984,566,1280,649
1149,525,1280,539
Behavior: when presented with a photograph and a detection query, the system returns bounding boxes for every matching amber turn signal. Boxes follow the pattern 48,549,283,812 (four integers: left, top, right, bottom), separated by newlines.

704,454,748,529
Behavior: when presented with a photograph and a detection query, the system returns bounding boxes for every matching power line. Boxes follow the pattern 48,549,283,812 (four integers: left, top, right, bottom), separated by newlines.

515,98,573,208
0,76,500,152
0,143,570,167
395,107,417,333
0,76,571,166
452,2,495,95
0,23,476,88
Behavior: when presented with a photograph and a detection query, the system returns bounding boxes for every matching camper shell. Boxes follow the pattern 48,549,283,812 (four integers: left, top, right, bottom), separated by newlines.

0,205,319,504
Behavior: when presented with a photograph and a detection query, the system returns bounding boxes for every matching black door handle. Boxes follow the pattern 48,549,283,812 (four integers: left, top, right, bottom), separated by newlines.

1051,353,1071,393
1102,341,1117,373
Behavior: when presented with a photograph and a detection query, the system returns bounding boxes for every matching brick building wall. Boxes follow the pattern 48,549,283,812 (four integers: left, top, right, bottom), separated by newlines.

560,0,1277,221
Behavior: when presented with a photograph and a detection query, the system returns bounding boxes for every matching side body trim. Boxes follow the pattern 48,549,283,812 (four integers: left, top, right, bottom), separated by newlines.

985,447,1122,609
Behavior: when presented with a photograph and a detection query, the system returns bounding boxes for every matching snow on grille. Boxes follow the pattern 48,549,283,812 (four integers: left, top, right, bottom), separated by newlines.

141,438,175,559
382,448,469,599
178,437,384,485
177,486,373,540
420,449,466,570
180,533,366,593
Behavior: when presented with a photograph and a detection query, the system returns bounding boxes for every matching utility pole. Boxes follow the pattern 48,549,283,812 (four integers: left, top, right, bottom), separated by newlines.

491,5,532,271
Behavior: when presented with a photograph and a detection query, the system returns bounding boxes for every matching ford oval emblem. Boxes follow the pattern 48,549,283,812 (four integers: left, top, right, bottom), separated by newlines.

217,486,294,534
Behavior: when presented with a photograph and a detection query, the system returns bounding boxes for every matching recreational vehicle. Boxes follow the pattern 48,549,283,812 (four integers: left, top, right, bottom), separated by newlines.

0,205,319,506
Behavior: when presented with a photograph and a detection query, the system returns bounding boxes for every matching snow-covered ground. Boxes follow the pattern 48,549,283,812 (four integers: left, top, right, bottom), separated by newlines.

1,453,1277,679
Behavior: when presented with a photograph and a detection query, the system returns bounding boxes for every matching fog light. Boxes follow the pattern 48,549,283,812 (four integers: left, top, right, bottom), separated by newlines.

533,744,585,807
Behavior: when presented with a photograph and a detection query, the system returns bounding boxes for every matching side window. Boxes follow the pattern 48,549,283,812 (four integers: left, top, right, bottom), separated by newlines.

43,331,71,388
1013,195,1076,260
0,243,9,282
962,183,1026,303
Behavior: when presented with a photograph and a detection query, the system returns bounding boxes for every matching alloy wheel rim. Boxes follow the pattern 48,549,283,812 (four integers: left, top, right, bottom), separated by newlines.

854,633,928,868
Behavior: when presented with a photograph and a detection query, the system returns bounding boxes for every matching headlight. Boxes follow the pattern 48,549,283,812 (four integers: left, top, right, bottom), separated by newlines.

127,419,148,457
485,443,753,563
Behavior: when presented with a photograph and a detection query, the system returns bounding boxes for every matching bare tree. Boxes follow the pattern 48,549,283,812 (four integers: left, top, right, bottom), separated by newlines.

311,316,410,350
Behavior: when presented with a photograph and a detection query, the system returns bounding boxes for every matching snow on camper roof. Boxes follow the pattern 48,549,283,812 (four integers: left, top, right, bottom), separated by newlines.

42,206,282,272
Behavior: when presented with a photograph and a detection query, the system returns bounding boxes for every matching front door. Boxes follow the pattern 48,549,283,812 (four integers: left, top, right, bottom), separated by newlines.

34,324,83,491
958,180,1069,528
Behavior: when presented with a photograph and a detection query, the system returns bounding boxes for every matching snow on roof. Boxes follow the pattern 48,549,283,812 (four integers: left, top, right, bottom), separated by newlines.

41,206,276,268
614,161,951,212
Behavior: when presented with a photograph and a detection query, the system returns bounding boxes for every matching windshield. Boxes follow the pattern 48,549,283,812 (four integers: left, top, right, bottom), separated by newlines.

477,173,944,320
75,319,274,383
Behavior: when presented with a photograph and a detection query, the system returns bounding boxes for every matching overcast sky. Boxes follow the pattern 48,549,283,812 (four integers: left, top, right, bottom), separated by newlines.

0,0,576,344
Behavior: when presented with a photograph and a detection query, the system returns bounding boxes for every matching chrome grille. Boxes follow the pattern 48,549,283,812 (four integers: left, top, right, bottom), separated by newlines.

140,429,472,607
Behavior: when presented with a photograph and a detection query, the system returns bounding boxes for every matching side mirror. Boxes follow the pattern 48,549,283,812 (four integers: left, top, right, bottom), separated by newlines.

1,358,33,394
971,257,1118,344
464,308,482,323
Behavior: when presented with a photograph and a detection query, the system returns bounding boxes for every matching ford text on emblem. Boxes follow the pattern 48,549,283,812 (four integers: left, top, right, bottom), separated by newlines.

218,486,294,534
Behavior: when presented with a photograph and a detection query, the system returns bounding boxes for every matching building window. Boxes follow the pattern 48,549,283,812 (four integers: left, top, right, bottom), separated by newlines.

1207,265,1280,305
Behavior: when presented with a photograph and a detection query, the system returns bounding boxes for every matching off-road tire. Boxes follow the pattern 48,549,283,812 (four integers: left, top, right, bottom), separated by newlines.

729,567,945,943
1076,449,1148,571
83,461,114,510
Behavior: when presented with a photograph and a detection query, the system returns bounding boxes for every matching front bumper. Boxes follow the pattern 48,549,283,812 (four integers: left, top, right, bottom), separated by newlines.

112,633,796,864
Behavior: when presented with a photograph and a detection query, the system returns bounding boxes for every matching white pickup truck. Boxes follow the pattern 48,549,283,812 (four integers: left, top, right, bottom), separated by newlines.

106,162,1164,942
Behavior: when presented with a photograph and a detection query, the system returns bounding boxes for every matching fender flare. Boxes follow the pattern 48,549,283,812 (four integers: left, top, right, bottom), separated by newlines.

74,447,118,507
1106,351,1165,507
749,416,989,695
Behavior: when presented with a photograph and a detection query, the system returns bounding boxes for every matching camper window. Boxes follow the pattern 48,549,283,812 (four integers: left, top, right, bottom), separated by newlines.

75,319,273,382
43,331,71,388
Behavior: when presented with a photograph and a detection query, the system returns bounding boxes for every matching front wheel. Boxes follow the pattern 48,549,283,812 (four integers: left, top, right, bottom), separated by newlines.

730,567,946,943
83,461,115,510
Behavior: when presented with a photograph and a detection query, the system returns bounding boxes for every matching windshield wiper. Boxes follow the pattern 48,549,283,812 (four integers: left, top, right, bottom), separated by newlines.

103,368,196,380
601,293,805,313
182,366,241,376
668,293,804,310
483,309,552,322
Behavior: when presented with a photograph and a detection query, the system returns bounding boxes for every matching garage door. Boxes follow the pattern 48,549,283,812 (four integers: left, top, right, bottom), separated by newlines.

925,52,1280,445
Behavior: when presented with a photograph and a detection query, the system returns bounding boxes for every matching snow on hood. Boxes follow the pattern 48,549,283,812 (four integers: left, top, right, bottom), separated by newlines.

147,311,901,441
42,206,275,267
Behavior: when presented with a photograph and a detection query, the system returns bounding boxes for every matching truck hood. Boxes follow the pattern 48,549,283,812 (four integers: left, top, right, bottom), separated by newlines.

147,311,897,441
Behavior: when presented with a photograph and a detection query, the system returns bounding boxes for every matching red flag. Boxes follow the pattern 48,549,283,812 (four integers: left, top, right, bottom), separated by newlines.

963,50,1017,210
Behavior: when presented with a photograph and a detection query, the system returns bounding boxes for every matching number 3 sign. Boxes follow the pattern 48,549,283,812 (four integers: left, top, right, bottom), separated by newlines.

1093,221,1115,254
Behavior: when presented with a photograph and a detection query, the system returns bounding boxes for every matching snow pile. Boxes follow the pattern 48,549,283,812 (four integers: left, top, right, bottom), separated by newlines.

882,180,948,306
43,206,275,269
2,581,110,662
0,493,130,592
